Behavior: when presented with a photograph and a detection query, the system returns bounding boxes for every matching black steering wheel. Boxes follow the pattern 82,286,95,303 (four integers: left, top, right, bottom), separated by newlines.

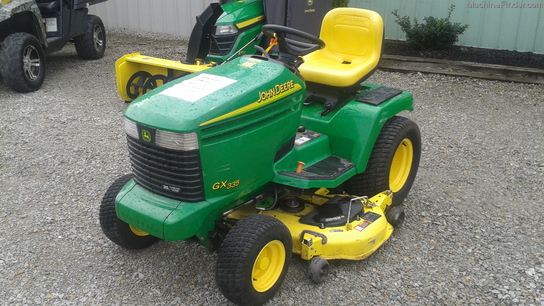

261,24,325,57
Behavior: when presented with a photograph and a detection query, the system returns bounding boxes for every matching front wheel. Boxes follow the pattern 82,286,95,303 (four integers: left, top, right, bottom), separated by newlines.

75,15,106,59
0,33,45,92
216,214,292,305
344,116,421,206
99,174,159,249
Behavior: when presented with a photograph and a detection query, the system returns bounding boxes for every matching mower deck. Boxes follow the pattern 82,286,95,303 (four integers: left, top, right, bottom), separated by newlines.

228,190,395,261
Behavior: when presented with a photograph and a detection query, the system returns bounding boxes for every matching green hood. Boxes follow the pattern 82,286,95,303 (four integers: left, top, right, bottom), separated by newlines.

124,56,305,133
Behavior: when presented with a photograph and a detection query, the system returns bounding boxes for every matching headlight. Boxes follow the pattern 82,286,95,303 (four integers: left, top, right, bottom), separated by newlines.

215,25,238,35
124,117,138,139
124,117,199,151
155,130,199,151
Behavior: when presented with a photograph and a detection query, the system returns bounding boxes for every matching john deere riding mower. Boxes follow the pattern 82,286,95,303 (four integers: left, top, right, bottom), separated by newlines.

100,8,421,306
0,0,107,92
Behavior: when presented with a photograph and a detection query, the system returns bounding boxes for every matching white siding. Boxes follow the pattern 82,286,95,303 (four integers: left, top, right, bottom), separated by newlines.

351,0,544,53
89,0,216,38
90,0,544,53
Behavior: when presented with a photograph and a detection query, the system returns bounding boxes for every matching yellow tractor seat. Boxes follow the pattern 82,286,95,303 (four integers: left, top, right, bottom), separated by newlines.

299,8,384,88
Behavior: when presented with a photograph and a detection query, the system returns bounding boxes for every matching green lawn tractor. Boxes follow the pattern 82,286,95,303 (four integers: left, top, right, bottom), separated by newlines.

0,0,107,92
100,8,421,306
115,0,332,102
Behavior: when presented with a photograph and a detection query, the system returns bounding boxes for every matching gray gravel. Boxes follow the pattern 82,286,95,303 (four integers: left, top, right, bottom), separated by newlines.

1,29,543,305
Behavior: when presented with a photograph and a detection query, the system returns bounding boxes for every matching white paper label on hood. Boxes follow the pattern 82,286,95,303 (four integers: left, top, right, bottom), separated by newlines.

161,73,237,102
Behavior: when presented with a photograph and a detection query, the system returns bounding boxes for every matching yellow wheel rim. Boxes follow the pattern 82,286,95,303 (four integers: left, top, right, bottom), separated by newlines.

129,225,150,237
389,138,414,192
252,240,286,293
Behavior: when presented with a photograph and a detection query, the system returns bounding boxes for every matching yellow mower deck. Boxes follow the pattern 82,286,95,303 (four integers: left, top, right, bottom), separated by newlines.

115,53,215,101
228,190,394,261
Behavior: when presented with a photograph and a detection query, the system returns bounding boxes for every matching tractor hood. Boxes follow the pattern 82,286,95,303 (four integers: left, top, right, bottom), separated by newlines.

124,56,305,133
217,0,262,25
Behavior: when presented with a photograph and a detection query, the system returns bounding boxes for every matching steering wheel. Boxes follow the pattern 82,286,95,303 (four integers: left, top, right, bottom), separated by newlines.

261,24,325,57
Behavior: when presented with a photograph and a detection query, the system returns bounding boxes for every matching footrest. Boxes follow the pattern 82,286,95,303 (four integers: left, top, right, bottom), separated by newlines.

355,86,403,106
279,156,354,180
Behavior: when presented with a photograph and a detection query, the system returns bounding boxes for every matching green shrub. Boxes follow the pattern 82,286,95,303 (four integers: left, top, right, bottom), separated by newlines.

392,5,469,50
332,0,349,8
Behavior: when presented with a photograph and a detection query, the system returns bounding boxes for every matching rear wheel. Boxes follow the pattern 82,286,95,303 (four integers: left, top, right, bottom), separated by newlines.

216,214,292,305
344,116,421,206
0,33,45,92
99,174,159,249
75,15,106,59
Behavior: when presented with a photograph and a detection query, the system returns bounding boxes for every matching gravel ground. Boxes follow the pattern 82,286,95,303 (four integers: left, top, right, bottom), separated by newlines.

1,29,543,305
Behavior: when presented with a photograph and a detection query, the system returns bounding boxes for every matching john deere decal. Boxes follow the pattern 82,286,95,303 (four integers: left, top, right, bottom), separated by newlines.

141,130,151,142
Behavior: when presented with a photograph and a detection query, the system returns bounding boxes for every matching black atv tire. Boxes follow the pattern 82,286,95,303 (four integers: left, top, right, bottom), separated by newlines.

344,116,421,206
216,214,292,306
99,174,159,249
0,33,46,92
75,15,106,60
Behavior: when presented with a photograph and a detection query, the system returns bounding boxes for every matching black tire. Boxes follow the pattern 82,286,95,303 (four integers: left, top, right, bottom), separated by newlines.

308,256,329,284
344,116,421,206
75,15,106,60
216,214,292,306
99,174,159,249
385,205,406,229
0,32,45,92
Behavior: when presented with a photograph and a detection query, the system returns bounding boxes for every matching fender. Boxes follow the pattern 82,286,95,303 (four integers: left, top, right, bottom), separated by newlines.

273,83,414,189
302,84,414,173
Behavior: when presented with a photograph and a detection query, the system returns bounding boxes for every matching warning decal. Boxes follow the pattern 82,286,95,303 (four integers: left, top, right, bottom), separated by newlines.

355,220,372,232
354,212,382,232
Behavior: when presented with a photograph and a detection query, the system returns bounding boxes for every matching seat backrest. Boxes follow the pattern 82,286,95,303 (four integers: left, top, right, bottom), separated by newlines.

299,8,384,88
321,8,382,63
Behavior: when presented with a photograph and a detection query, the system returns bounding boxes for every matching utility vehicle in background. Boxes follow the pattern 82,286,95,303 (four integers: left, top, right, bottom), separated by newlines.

0,0,107,92
100,7,422,306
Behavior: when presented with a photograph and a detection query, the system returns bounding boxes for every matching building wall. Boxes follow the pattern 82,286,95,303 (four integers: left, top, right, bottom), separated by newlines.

89,0,215,38
350,0,544,53
90,0,544,53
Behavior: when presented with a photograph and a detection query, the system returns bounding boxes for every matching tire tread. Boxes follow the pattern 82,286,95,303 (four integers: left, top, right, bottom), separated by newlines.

216,214,292,305
75,15,106,60
99,174,159,249
344,116,421,205
0,33,45,92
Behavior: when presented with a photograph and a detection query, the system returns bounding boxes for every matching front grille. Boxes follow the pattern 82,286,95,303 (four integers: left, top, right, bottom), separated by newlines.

127,136,204,202
209,33,239,56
